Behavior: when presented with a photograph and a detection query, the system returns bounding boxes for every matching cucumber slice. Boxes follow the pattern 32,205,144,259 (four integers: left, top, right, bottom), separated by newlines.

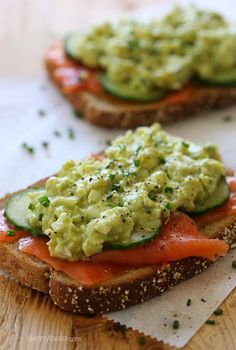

64,32,81,61
4,188,45,236
199,69,236,87
104,224,161,250
190,177,230,215
100,74,166,102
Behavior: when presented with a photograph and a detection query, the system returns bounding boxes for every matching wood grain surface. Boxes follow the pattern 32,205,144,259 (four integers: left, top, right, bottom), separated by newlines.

1,1,236,349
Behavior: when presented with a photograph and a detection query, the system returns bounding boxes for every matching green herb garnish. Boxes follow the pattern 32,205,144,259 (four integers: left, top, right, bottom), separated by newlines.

38,214,43,221
106,139,112,146
137,336,145,345
172,320,180,329
118,199,124,207
38,109,46,117
39,196,50,207
214,307,223,316
159,156,166,164
54,130,61,137
232,260,236,269
165,203,172,210
73,109,83,118
164,187,173,194
223,115,233,122
42,141,49,149
109,174,116,181
68,127,75,139
206,320,215,325
182,141,189,148
134,159,140,167
106,193,113,200
22,143,34,154
6,230,15,237
187,298,192,306
148,191,157,201
28,203,35,211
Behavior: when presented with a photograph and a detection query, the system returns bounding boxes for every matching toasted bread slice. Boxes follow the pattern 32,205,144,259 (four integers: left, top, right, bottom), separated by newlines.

45,45,236,129
0,179,236,315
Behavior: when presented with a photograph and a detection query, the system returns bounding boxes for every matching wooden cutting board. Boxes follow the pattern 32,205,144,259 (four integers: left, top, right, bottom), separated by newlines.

1,273,236,350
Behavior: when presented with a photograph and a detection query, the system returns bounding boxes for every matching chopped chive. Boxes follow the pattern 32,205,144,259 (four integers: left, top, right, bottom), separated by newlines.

68,127,75,139
54,130,61,137
223,115,232,122
73,109,83,118
187,298,192,306
136,145,142,154
134,159,140,167
159,156,166,164
172,320,179,329
6,229,15,237
148,191,157,201
112,184,120,191
206,319,215,325
38,214,43,221
109,174,116,181
39,196,50,207
42,141,49,149
38,109,46,117
22,143,34,154
165,203,172,210
106,139,112,146
118,199,124,207
28,202,35,211
137,336,145,345
214,307,223,316
182,141,189,148
164,187,173,194
232,260,236,268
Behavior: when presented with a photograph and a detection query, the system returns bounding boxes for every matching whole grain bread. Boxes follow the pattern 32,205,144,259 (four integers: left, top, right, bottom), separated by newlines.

45,46,236,129
0,179,236,315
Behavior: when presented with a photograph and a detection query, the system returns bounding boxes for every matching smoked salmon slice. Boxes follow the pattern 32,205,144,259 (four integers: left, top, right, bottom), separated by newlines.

18,236,130,285
92,212,229,266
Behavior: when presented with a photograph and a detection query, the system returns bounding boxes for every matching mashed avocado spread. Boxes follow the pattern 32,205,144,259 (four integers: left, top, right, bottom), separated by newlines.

26,124,225,261
70,6,236,95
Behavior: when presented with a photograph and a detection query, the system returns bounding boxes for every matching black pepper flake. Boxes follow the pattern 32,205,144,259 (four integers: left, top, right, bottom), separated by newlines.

201,298,206,303
42,141,49,149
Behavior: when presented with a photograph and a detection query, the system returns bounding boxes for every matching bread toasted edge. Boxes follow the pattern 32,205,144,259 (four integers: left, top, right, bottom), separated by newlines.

0,180,236,315
45,55,236,129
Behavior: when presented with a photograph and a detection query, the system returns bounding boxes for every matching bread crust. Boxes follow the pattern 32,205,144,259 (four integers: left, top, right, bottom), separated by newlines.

45,51,236,128
0,179,236,314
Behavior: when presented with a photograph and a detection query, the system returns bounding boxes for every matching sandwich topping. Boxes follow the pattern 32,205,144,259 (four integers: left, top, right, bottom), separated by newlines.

64,6,236,99
25,123,225,261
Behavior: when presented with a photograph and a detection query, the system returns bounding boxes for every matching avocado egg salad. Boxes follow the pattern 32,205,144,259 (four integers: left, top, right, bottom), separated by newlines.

4,124,230,262
63,5,236,102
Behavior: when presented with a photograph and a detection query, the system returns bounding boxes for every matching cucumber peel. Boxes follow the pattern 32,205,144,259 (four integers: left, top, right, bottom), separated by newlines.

100,74,166,102
4,188,45,236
